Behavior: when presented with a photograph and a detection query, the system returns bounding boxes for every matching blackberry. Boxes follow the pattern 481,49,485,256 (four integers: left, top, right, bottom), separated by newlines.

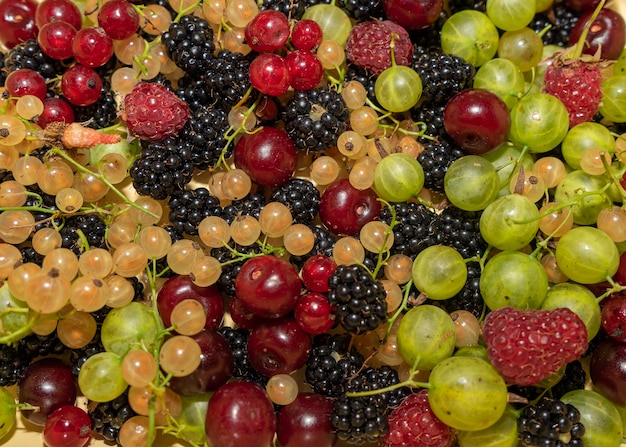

529,3,582,48
448,0,486,13
439,205,487,259
332,365,408,444
221,192,266,224
518,397,585,447
407,10,448,49
4,39,67,81
130,137,195,200
411,101,447,139
305,333,364,397
284,87,349,152
89,390,137,444
258,0,307,19
73,83,119,129
212,244,263,297
70,332,105,376
18,332,66,358
168,187,223,236
412,46,475,106
417,136,465,193
289,224,337,268
269,178,320,224
339,0,384,20
344,63,379,107
20,245,44,265
0,343,30,386
380,201,443,258
162,15,216,76
60,214,108,255
436,261,484,318
205,50,253,110
550,360,587,399
176,73,217,112
0,51,6,87
219,326,267,386
327,264,387,334
178,104,230,170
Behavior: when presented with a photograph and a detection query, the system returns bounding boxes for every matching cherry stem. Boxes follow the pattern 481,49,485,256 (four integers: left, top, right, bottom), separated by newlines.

596,276,626,303
572,0,606,60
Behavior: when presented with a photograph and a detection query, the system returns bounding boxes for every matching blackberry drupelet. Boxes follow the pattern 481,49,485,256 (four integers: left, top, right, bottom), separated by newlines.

412,46,475,106
168,187,223,236
60,214,108,255
518,397,585,447
550,360,587,399
178,104,230,170
19,332,66,358
176,73,217,112
269,178,320,225
219,326,268,386
211,244,263,298
439,205,487,259
344,64,379,107
305,333,365,397
162,15,216,76
0,51,6,87
4,39,68,81
411,101,447,139
332,365,409,445
437,261,484,318
130,137,195,200
327,264,387,334
447,0,486,13
221,192,266,224
380,201,443,258
89,390,137,444
205,50,253,110
258,0,307,19
417,136,465,193
284,87,350,152
73,83,119,129
20,245,44,265
338,0,384,20
529,3,582,47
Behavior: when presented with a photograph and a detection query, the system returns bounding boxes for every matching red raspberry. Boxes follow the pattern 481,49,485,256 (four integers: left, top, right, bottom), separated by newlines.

382,390,454,447
482,307,588,386
344,20,413,75
122,82,189,142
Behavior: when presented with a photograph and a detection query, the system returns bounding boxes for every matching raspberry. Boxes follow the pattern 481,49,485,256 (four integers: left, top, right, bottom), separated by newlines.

344,20,413,75
382,390,455,447
482,307,588,386
122,82,190,142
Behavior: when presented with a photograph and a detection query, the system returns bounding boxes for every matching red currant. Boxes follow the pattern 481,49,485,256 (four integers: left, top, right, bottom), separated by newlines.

97,0,140,40
291,19,323,52
61,65,103,106
72,26,114,68
37,20,76,61
5,68,47,100
285,50,324,91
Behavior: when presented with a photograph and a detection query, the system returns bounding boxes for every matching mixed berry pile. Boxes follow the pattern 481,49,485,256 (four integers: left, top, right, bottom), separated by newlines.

1,0,626,446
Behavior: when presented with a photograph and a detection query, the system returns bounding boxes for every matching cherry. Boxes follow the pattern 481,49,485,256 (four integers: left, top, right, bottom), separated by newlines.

614,251,626,286
5,68,47,100
589,338,626,407
168,330,234,395
18,358,77,426
229,297,265,330
97,0,140,40
38,97,75,128
205,381,277,447
294,292,335,335
248,53,292,97
443,88,511,155
35,0,82,30
38,20,76,61
0,0,38,49
234,254,303,319
381,0,442,30
291,19,323,52
301,254,337,293
318,178,381,236
61,64,103,106
568,7,626,61
72,27,115,68
285,50,324,91
233,126,297,187
244,9,290,53
247,316,312,376
277,393,335,447
157,275,224,333
601,294,626,342
563,0,602,11
42,405,92,447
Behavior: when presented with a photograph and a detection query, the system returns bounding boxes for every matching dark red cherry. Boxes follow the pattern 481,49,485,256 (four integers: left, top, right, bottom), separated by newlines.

294,292,335,334
589,338,626,407
277,393,335,447
381,0,442,30
563,0,602,11
319,178,381,236
42,405,92,447
601,294,626,342
569,7,626,60
301,254,337,293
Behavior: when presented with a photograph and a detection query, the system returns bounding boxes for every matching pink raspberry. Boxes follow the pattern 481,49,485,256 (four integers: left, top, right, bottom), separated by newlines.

382,390,454,447
122,82,189,142
482,307,588,386
344,20,413,75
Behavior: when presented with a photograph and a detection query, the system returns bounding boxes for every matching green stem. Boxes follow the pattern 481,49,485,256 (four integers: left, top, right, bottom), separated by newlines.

385,279,413,342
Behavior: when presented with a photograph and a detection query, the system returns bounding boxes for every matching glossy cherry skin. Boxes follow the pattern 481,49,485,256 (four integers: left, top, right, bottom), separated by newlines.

319,178,381,236
234,255,303,319
589,338,626,407
563,0,601,11
569,7,626,61
233,126,297,187
277,393,335,447
169,330,234,395
443,88,511,154
18,358,77,426
614,251,626,286
381,0,442,30
0,0,38,49
247,316,312,376
205,381,277,447
229,297,264,330
294,292,335,334
601,294,626,342
157,275,224,332
42,405,92,447
301,254,337,293
35,0,82,30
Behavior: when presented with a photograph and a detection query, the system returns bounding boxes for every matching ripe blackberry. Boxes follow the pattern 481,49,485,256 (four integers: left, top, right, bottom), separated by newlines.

305,333,365,397
411,102,447,139
417,136,465,193
436,261,484,318
20,245,44,265
518,397,585,447
168,187,223,236
221,192,266,224
332,365,409,444
0,343,30,386
212,244,263,298
344,64,379,107
0,51,6,87
289,224,337,269
205,50,253,110
162,15,216,76
439,205,487,259
60,214,107,255
70,332,105,376
175,73,217,112
19,332,66,358
327,264,388,334
447,0,486,13
130,137,195,200
550,360,587,399
219,326,268,386
407,10,448,50
73,83,119,129
89,390,137,444
283,87,349,152
412,46,475,106
529,3,582,47
259,0,307,19
269,178,320,224
339,0,384,21
380,201,443,258
178,104,230,170
4,39,67,81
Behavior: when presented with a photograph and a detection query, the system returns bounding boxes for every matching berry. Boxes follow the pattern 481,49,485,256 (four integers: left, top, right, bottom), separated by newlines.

382,389,455,447
4,38,66,81
380,201,443,258
178,103,229,170
529,3,582,47
269,177,320,225
88,390,136,444
482,307,589,386
168,187,223,236
416,135,465,193
204,49,252,110
517,397,585,447
244,10,290,53
122,82,190,142
61,65,103,107
218,326,267,386
73,83,119,129
344,20,413,75
162,14,215,76
60,214,108,255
